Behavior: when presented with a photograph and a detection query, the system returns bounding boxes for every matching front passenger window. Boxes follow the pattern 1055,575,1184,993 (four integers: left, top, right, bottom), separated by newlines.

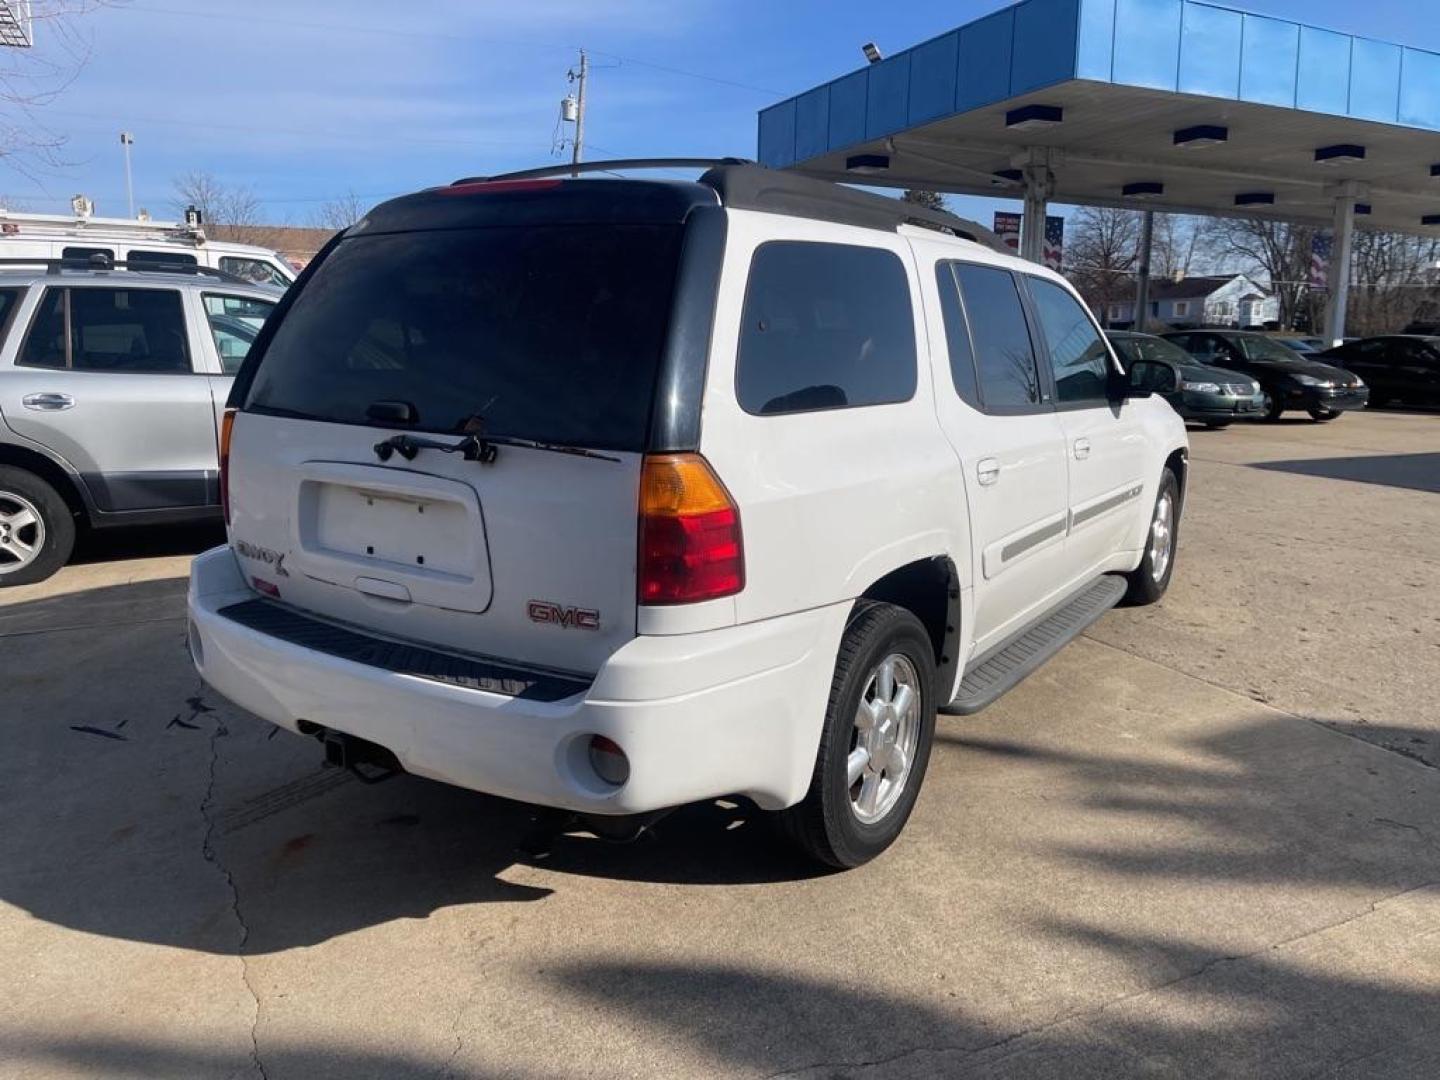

1027,278,1111,404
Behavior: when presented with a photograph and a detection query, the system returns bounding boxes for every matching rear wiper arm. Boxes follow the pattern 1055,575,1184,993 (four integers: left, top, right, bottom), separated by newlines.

373,432,498,464
479,434,621,463
373,431,620,465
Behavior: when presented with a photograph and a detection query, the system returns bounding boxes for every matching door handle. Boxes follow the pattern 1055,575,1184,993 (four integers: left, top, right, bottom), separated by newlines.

1073,437,1092,461
22,393,75,411
976,458,1001,486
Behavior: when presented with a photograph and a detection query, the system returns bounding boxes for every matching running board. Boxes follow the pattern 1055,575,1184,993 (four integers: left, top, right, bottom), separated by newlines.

940,574,1128,716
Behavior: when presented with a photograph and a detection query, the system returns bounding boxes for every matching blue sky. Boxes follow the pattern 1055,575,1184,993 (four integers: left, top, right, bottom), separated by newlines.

4,0,1436,225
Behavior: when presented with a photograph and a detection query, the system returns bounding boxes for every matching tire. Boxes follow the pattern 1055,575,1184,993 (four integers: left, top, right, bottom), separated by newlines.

1260,391,1284,421
1122,467,1179,607
1203,420,1231,430
0,467,76,587
1307,408,1340,422
777,601,937,869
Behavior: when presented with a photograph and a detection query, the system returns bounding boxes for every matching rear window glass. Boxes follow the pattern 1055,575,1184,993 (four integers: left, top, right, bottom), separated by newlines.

736,241,916,416
245,225,683,451
128,249,198,271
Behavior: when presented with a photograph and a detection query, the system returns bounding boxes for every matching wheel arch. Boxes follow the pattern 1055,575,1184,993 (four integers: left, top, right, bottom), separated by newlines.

0,442,89,521
854,556,961,702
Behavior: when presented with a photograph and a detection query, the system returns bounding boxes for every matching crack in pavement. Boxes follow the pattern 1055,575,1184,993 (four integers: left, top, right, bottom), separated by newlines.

198,690,268,1080
764,881,1440,1079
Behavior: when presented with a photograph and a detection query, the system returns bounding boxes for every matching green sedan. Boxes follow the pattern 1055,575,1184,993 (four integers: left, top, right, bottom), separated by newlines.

1107,331,1265,429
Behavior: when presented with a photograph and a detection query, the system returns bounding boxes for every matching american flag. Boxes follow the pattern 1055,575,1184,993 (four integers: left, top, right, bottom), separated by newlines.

1044,216,1065,271
1310,231,1333,290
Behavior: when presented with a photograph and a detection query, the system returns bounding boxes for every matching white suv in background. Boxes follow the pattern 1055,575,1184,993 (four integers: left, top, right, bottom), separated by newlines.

187,162,1187,867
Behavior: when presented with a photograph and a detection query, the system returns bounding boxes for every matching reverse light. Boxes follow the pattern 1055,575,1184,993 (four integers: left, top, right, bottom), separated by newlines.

219,408,236,525
638,454,744,605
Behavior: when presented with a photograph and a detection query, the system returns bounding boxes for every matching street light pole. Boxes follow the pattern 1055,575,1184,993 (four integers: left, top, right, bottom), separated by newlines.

120,132,135,218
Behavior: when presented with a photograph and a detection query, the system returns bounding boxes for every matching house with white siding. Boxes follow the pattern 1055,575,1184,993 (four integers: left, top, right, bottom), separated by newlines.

1104,274,1278,330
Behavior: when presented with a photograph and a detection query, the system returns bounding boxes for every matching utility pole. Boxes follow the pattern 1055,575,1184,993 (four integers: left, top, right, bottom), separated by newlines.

120,131,135,218
571,49,588,177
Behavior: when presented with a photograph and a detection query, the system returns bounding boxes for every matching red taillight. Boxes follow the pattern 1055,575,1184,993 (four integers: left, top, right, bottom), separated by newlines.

218,408,236,525
638,454,744,605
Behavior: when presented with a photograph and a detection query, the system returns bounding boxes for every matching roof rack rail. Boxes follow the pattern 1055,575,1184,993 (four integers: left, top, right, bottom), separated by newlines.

454,157,756,185
0,256,259,287
452,158,1006,253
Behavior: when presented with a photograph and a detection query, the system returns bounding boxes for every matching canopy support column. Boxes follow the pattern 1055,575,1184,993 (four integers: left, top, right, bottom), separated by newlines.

1019,149,1054,265
1134,210,1155,333
1323,181,1363,346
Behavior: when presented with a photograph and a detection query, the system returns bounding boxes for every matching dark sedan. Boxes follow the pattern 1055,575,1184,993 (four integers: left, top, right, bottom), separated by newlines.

1162,330,1368,421
1107,332,1264,428
1319,335,1440,408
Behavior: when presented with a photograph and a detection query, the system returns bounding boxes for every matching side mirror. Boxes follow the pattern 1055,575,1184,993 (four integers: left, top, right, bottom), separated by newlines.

1111,366,1151,400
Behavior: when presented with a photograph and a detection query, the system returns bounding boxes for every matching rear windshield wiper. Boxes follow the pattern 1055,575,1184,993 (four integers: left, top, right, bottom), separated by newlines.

374,431,620,465
477,434,622,463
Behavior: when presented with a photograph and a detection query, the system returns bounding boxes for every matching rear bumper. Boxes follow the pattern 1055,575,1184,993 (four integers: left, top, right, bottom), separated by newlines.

188,546,846,815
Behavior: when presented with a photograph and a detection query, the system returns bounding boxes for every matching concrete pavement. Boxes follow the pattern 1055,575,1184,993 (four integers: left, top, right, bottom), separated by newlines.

1,409,1437,1079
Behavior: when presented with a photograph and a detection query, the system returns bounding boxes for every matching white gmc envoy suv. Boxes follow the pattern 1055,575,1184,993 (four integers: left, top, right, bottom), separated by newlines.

187,161,1187,867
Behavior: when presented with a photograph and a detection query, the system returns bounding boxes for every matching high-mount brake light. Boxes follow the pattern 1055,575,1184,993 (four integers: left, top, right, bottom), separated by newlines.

439,179,564,197
219,408,236,525
638,454,744,605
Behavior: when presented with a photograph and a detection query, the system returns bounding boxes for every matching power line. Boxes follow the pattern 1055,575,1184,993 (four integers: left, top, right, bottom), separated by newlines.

121,3,785,97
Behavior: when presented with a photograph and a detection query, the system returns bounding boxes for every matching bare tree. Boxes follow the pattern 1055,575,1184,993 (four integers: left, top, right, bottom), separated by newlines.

1067,206,1140,326
901,189,946,212
171,171,262,241
311,190,367,231
1151,214,1206,281
0,1,114,178
1347,230,1440,336
1206,217,1317,330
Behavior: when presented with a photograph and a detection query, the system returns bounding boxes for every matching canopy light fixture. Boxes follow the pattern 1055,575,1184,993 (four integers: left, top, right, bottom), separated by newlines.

991,168,1023,184
862,41,883,64
845,153,890,174
1123,181,1165,199
1005,104,1063,130
1424,214,1440,226
1174,125,1228,149
1431,163,1440,178
1234,192,1274,207
1315,144,1365,165
1354,203,1372,215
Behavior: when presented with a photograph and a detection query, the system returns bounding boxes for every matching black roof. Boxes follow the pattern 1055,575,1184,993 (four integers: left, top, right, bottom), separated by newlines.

358,159,1007,252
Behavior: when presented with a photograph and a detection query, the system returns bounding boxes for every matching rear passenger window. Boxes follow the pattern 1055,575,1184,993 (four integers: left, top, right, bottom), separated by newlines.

0,288,21,337
935,264,980,408
737,241,916,416
1027,277,1111,404
952,264,1042,409
19,287,191,373
61,246,114,267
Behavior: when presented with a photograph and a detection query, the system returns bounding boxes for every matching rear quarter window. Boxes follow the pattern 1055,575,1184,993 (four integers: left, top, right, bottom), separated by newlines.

735,241,916,416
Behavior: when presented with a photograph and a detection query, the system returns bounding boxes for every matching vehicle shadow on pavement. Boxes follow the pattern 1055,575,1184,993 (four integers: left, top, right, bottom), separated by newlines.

0,579,829,964
70,520,226,565
1249,451,1440,494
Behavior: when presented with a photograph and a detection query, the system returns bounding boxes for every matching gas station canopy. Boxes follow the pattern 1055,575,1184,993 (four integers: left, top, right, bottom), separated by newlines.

757,0,1440,238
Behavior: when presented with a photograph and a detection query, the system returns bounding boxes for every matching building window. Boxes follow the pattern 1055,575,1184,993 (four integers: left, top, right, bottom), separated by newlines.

1174,301,1190,317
